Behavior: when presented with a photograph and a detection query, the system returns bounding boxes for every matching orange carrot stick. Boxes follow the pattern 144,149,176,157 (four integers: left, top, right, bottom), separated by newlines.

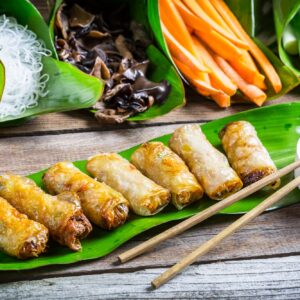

230,59,267,90
173,0,212,33
161,22,210,73
209,91,231,108
159,0,198,58
181,0,249,49
210,0,282,93
215,56,267,106
173,58,211,96
195,0,264,87
195,29,242,61
192,36,237,96
196,0,233,32
174,58,230,108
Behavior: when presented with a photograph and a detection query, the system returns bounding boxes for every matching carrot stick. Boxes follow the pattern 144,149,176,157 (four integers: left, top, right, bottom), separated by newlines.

195,29,242,61
161,22,210,73
174,58,230,108
173,58,211,96
196,0,233,33
210,91,231,108
181,0,249,49
210,0,282,93
159,0,198,58
215,56,267,106
194,0,265,88
192,36,237,96
173,0,212,33
230,59,267,90
231,50,267,90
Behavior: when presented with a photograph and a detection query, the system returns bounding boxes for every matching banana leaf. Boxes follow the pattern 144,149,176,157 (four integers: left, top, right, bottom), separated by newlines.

148,0,300,103
1,102,299,271
273,0,300,76
0,0,104,124
49,0,185,122
0,60,4,102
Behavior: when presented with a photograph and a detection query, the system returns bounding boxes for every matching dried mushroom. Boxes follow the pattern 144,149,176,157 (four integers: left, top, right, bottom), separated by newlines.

54,1,171,123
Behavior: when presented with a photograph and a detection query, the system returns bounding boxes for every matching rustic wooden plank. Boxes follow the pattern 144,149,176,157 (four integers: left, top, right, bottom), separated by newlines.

0,124,184,174
0,93,296,137
1,256,300,299
2,203,300,283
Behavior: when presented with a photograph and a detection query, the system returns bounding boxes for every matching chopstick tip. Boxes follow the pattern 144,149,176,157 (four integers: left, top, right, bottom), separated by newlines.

151,279,159,289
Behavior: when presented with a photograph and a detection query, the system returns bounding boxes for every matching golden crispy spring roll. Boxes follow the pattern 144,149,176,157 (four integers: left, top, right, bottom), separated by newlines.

0,196,49,259
131,142,204,210
86,153,171,216
43,162,129,230
219,121,280,188
169,124,243,200
0,175,92,251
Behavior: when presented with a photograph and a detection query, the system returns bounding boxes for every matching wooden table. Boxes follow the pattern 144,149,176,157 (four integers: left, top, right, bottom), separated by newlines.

1,1,300,299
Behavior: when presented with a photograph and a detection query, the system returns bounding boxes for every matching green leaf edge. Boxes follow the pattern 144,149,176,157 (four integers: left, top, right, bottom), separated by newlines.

273,0,300,76
0,60,5,102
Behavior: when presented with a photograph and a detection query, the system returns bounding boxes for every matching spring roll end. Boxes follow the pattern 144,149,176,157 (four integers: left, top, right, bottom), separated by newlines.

172,187,204,210
209,178,243,201
100,201,129,230
134,190,170,216
57,211,92,251
241,168,281,189
18,229,49,259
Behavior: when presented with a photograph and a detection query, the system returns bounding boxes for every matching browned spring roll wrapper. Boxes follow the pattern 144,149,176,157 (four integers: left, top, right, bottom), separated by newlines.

169,125,243,200
0,175,92,251
43,162,129,230
131,142,204,210
219,121,280,188
87,153,171,216
0,196,49,259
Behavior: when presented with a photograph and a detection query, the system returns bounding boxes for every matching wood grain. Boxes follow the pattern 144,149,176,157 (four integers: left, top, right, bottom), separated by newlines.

0,92,296,137
2,256,300,299
0,124,184,174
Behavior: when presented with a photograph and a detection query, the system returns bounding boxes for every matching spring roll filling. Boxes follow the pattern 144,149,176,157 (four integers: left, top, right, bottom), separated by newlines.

56,212,92,251
100,200,129,230
19,232,49,259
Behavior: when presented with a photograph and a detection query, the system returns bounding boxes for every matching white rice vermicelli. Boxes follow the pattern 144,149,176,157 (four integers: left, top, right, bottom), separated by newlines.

0,15,51,118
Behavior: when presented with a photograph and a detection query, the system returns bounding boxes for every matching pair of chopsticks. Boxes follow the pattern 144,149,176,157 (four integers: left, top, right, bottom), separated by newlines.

117,160,300,288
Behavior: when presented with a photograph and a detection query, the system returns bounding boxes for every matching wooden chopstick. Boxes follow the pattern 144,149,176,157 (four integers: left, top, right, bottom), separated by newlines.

118,160,300,264
152,174,300,288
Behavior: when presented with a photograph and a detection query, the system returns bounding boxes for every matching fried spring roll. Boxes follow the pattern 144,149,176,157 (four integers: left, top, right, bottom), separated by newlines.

131,142,204,210
0,175,92,251
219,121,280,188
169,125,243,200
0,196,48,259
86,153,171,216
43,162,129,230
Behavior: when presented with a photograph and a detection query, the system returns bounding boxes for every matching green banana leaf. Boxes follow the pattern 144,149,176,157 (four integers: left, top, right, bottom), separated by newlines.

0,60,5,102
50,0,185,122
273,0,300,76
0,0,104,124
1,102,300,271
148,0,300,102
226,0,274,40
